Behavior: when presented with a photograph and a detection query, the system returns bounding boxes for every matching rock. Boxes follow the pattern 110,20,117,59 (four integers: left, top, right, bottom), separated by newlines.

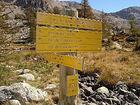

106,97,121,105
123,48,133,52
125,93,140,103
78,72,140,105
0,87,26,104
133,100,140,105
80,83,94,93
88,103,97,105
37,77,41,80
115,81,128,90
98,102,107,105
0,92,9,102
112,42,122,50
115,81,131,94
16,69,30,74
119,89,131,94
19,73,35,81
94,94,103,101
0,86,9,91
45,84,57,90
9,100,21,105
97,87,109,95
10,82,48,102
52,95,59,104
88,97,96,103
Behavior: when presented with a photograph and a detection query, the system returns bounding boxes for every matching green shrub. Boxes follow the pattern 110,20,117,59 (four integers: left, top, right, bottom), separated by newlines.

0,65,16,86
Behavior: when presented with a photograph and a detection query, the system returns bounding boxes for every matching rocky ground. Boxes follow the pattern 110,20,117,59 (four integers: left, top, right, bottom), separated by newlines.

79,71,140,105
0,69,48,105
0,68,139,105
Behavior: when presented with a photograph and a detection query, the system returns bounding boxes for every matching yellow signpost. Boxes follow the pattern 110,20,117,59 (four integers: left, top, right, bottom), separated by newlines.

37,12,102,31
37,12,77,28
42,53,83,70
36,27,102,52
36,12,102,104
67,74,79,96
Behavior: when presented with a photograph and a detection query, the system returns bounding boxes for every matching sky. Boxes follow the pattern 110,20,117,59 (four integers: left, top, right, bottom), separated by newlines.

59,0,140,13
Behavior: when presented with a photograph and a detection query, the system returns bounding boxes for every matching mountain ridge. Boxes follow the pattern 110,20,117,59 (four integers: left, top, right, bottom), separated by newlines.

110,6,140,26
2,0,140,29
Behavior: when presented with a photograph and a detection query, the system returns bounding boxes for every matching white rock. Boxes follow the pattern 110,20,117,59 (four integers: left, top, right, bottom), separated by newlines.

112,42,122,50
0,86,9,91
10,82,48,102
97,86,109,95
37,77,41,80
19,73,35,81
46,84,57,90
89,103,97,105
27,89,48,101
16,69,30,74
9,100,21,105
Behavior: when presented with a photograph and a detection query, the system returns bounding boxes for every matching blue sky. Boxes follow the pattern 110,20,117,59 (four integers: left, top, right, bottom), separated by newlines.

60,0,140,13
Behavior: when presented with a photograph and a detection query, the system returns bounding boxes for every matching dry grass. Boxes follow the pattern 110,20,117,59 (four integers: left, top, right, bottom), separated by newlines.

2,50,59,105
5,50,140,85
81,51,140,84
2,49,140,105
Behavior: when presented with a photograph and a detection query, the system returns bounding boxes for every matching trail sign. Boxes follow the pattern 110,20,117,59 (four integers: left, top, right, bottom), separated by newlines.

36,27,102,52
42,53,83,70
67,74,79,96
36,11,102,104
37,12,102,31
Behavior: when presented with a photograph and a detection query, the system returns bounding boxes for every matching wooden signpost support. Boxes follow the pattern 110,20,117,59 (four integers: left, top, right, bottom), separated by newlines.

59,11,79,105
59,56,78,105
36,11,102,105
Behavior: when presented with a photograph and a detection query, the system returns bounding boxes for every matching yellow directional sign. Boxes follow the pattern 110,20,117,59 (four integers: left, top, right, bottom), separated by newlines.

42,53,83,70
77,18,102,30
37,12,77,28
67,74,79,96
36,27,102,52
37,12,102,30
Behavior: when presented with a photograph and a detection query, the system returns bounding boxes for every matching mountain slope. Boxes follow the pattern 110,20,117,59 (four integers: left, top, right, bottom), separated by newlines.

3,0,63,10
3,0,140,30
110,6,140,26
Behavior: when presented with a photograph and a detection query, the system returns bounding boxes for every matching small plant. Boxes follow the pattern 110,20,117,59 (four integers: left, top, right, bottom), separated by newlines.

0,65,16,86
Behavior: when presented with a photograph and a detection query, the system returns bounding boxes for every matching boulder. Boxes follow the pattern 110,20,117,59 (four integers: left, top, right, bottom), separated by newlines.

112,42,122,50
115,81,128,90
88,103,97,105
16,69,30,74
9,100,21,105
0,92,9,102
45,84,57,90
97,87,109,95
19,73,35,81
10,82,48,102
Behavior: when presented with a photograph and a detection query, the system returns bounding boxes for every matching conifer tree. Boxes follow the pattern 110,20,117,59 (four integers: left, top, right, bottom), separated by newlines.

53,6,61,14
129,17,140,51
78,0,94,19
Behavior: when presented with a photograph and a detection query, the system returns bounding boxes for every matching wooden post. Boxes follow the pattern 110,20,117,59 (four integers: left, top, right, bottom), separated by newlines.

59,9,79,105
59,62,78,105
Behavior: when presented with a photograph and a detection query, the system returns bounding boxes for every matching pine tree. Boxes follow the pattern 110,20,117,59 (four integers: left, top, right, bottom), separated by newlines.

129,17,140,51
53,6,61,14
129,17,138,35
24,7,36,43
101,11,113,48
78,0,94,19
